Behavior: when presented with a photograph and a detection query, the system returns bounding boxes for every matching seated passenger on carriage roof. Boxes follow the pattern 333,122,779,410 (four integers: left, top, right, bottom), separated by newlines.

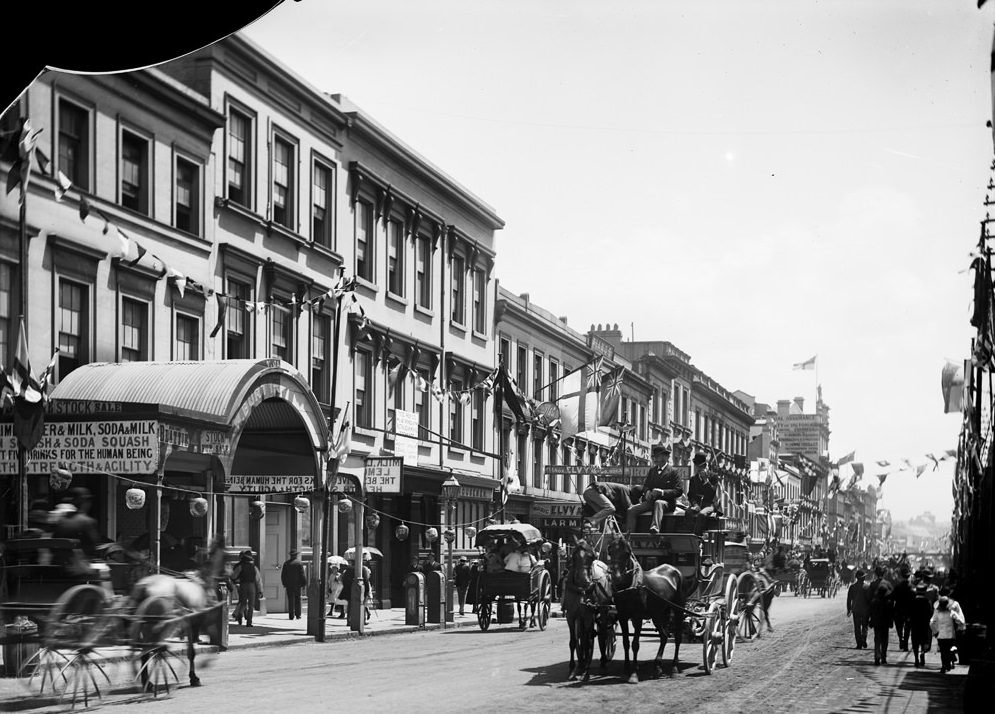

685,454,723,517
625,443,684,533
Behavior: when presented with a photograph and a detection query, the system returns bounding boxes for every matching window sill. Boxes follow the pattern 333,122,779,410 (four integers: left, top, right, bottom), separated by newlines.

447,445,467,457
266,220,309,249
414,304,435,319
449,320,467,335
385,292,408,309
215,196,267,228
309,242,343,264
471,329,487,341
356,276,379,294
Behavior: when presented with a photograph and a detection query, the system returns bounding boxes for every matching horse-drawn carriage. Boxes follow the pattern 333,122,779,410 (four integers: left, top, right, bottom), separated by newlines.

473,524,553,632
0,535,227,705
804,558,838,598
583,514,741,680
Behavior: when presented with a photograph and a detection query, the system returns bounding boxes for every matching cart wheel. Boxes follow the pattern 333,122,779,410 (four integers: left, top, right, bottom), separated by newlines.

537,570,552,631
45,584,111,649
723,599,740,665
477,600,492,632
130,596,181,647
702,603,721,675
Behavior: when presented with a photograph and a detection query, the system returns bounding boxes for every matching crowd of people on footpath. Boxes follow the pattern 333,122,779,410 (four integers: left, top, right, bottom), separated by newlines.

846,559,966,671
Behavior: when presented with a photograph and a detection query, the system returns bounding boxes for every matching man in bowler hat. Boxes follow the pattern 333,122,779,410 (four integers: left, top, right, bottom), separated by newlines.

846,569,870,649
280,548,307,620
626,443,683,533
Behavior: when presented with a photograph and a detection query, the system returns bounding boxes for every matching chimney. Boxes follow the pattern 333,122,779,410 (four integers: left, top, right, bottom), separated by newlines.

559,316,568,325
777,400,791,419
793,396,805,413
594,322,624,348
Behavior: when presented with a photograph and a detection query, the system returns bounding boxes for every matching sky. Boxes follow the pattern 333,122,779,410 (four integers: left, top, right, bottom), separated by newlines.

8,1,990,523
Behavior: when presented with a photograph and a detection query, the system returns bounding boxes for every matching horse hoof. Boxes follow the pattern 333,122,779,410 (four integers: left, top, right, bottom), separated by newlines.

568,673,577,681
627,674,639,684
582,673,591,683
190,678,201,687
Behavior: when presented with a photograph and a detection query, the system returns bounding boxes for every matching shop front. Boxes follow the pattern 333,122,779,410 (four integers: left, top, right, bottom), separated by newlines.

5,359,331,615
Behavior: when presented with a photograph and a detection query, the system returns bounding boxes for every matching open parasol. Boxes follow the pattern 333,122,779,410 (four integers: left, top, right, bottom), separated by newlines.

344,546,384,561
327,555,348,567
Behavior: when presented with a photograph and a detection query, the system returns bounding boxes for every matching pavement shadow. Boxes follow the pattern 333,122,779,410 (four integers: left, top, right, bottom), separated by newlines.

228,624,313,639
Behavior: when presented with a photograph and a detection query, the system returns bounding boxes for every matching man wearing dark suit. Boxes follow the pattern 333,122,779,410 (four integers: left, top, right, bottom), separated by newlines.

582,480,635,530
280,549,308,620
626,443,683,533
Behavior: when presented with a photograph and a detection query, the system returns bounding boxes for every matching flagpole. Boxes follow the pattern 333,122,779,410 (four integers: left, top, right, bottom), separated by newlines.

497,358,506,525
17,150,28,533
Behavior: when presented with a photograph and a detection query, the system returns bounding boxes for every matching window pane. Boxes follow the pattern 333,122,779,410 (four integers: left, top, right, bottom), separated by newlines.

387,220,404,295
451,256,465,324
226,278,251,358
58,279,86,378
228,111,250,206
58,100,88,190
273,138,293,227
176,315,199,360
175,158,198,235
356,201,373,280
121,297,147,362
121,132,147,214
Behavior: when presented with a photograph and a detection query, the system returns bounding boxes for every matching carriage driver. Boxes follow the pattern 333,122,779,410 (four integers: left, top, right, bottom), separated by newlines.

581,480,636,530
626,443,684,533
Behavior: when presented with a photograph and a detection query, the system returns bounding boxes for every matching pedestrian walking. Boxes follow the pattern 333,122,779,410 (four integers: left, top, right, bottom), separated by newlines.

454,556,472,616
846,569,870,649
936,586,966,667
891,565,914,652
908,583,934,668
930,596,965,673
232,550,263,628
280,549,307,620
867,566,895,665
327,562,346,618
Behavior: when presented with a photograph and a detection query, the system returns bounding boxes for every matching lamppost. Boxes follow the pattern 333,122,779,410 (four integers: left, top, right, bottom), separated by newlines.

442,475,460,627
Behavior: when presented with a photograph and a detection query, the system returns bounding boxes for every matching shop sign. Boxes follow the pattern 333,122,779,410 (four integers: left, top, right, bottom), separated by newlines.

226,474,313,493
159,424,231,456
393,410,420,465
364,456,402,493
46,400,125,415
542,517,582,529
0,420,159,475
458,486,493,501
533,502,583,517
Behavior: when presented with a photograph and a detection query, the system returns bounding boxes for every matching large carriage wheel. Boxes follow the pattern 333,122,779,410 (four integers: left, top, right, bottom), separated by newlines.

721,575,739,666
701,601,722,675
45,584,111,650
536,570,552,631
477,598,493,632
130,596,184,695
736,573,764,641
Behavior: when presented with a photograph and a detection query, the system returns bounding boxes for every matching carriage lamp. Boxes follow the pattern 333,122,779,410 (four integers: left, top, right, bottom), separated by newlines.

189,497,209,517
426,527,439,542
366,512,380,530
338,498,353,514
125,486,146,510
443,528,455,544
395,523,410,541
464,526,477,540
49,464,73,491
294,495,310,513
250,500,266,519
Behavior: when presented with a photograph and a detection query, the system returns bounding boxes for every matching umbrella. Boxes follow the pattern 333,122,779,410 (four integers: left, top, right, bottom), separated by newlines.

344,546,383,561
327,555,348,567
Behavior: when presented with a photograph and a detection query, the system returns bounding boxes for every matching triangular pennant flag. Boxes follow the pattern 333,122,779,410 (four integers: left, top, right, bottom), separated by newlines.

127,240,148,267
34,148,50,177
38,349,60,394
168,269,187,298
115,226,132,261
54,170,72,201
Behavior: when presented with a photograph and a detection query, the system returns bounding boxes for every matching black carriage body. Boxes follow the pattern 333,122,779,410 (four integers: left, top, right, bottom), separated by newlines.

472,524,552,631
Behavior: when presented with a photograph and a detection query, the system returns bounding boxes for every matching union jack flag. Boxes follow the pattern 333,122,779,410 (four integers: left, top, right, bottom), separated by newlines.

585,356,604,388
598,366,624,428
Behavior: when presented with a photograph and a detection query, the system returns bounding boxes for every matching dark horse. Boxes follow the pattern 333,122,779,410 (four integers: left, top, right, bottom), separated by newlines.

607,534,684,683
127,535,226,692
561,539,613,682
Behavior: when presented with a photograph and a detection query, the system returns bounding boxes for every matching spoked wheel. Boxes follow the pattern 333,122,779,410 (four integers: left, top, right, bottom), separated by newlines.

736,573,763,641
536,570,552,631
701,602,722,675
477,600,493,631
45,584,111,650
722,575,739,666
130,596,183,696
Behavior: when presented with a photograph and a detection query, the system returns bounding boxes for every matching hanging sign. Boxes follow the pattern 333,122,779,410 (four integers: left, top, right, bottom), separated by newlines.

1,421,159,475
226,474,313,493
364,456,402,493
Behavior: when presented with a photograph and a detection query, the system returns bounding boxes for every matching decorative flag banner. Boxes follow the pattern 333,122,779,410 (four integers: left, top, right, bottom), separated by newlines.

837,450,856,466
792,355,817,371
557,364,600,440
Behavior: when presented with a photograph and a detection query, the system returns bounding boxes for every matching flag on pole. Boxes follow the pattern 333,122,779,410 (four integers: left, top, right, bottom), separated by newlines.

557,364,600,440
837,450,856,466
598,366,624,427
792,355,817,371
941,360,965,413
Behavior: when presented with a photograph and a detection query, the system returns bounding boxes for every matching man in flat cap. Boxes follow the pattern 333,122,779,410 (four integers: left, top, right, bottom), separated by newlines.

626,443,683,533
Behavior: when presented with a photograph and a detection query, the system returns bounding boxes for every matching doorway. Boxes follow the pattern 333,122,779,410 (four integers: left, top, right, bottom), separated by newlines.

263,503,291,613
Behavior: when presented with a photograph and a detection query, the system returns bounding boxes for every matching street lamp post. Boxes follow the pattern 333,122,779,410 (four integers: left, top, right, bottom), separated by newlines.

442,475,460,627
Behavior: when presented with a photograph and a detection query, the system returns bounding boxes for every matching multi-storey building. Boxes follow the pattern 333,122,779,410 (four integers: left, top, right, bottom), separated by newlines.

1,34,505,611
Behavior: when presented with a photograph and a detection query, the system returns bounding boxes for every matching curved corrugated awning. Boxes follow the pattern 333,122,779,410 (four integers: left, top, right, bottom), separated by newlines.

48,359,329,451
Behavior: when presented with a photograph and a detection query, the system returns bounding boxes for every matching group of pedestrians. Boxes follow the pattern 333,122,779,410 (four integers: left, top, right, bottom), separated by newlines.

846,564,965,671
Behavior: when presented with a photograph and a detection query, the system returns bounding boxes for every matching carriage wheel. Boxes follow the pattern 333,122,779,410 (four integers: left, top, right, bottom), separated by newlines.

722,575,739,666
45,584,111,650
701,602,721,675
130,596,183,696
477,600,492,632
736,574,763,642
536,570,552,631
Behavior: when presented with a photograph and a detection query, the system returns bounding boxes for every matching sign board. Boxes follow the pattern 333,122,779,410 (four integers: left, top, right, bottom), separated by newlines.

159,423,231,456
395,410,419,437
532,502,583,518
393,409,421,465
542,517,582,530
226,474,313,492
364,456,403,493
544,465,688,487
1,421,159,475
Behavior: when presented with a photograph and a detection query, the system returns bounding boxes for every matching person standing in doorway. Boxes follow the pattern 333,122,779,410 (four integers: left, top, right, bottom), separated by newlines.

280,549,307,620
